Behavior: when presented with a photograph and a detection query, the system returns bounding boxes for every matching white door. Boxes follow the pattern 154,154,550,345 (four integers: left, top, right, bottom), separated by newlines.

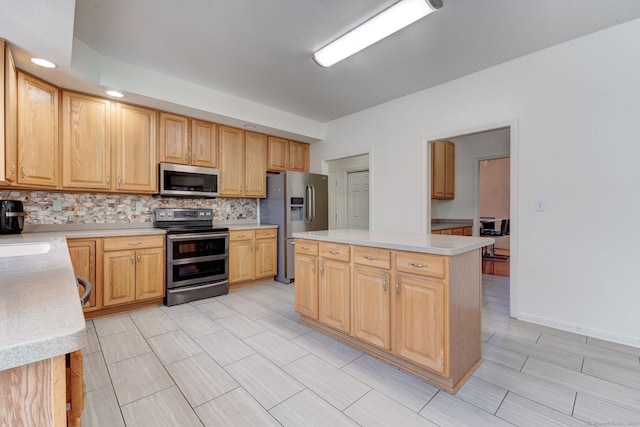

347,170,369,229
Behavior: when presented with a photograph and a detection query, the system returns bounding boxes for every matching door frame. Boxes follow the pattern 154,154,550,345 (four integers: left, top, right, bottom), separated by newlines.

346,169,370,229
423,119,519,316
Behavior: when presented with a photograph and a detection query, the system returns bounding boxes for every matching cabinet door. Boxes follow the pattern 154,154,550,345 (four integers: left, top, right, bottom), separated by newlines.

67,239,99,312
191,120,217,168
218,125,244,197
103,250,136,307
61,92,112,189
289,141,310,172
244,131,267,198
229,239,254,283
394,274,446,374
319,259,350,333
294,255,318,320
267,136,288,172
17,72,58,187
159,112,189,165
3,42,18,184
431,140,454,200
255,237,277,279
115,103,157,192
135,248,165,300
352,265,390,349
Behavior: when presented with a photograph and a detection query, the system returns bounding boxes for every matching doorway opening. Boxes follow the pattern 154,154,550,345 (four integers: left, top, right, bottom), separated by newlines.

326,153,370,230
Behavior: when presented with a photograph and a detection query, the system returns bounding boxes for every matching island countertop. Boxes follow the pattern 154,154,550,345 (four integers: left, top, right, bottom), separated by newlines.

293,229,494,256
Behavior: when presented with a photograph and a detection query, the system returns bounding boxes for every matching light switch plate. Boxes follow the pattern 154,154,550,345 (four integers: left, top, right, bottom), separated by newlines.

52,199,63,212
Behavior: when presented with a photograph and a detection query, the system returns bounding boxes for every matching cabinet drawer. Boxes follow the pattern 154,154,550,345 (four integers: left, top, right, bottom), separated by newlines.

229,230,255,241
103,235,164,251
319,242,350,262
255,228,277,239
463,227,472,236
394,251,445,279
353,246,391,269
295,239,318,256
452,228,464,236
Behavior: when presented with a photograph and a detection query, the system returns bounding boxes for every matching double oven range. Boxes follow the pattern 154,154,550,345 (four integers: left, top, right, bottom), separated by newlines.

153,208,229,306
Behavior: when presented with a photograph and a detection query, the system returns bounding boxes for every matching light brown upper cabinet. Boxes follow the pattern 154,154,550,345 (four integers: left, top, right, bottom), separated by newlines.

61,92,112,190
1,40,17,184
431,140,455,200
219,126,267,198
267,136,310,172
191,120,218,168
16,72,58,187
244,131,267,197
114,103,157,193
159,112,189,165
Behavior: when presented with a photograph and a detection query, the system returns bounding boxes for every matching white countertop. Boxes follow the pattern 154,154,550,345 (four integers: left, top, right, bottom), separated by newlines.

293,229,494,256
0,227,166,371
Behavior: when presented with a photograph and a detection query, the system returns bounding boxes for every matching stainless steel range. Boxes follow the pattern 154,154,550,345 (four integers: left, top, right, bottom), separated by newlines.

153,208,229,306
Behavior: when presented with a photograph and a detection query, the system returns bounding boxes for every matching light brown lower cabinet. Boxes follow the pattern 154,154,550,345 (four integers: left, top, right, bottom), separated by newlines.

294,238,482,393
229,228,277,286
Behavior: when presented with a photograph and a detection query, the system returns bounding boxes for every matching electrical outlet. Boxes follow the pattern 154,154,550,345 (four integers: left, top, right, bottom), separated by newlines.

535,200,545,212
135,201,144,212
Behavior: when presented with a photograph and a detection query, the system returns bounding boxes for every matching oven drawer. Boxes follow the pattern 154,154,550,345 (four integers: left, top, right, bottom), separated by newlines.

229,230,255,241
103,235,164,251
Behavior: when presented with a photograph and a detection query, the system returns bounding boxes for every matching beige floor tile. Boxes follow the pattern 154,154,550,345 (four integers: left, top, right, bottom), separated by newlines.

256,313,311,340
454,376,507,414
587,337,640,357
214,313,268,339
573,393,640,425
488,332,584,371
344,389,437,427
219,298,274,321
291,330,362,368
195,387,281,427
108,352,174,405
81,385,125,427
83,351,111,393
195,329,256,366
538,333,640,369
419,391,514,427
159,302,200,319
284,354,370,410
121,386,203,427
243,330,308,366
473,359,576,414
166,353,239,407
129,307,180,338
193,299,238,320
342,355,438,413
481,342,528,371
99,328,151,364
83,326,101,354
482,317,541,342
173,312,224,339
496,392,589,426
225,353,304,409
271,389,361,427
147,329,204,365
582,357,640,389
93,313,136,337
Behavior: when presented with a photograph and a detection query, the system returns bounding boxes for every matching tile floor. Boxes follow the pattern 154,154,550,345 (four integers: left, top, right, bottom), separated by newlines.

81,275,640,426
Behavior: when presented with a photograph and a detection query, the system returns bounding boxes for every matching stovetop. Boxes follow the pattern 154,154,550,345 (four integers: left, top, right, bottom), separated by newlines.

153,208,228,233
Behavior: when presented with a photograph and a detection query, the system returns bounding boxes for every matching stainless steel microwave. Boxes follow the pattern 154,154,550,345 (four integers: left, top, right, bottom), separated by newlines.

159,163,220,198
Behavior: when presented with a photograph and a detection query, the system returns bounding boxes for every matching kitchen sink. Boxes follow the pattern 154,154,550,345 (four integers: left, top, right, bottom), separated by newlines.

0,242,51,258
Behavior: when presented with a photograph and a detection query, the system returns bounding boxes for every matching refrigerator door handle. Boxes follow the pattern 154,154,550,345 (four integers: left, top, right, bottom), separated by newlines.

311,185,316,223
305,185,312,223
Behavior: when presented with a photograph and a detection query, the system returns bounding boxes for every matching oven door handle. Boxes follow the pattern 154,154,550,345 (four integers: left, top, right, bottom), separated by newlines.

167,232,229,241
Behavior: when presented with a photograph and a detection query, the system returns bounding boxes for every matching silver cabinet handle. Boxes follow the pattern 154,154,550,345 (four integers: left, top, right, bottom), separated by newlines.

311,263,316,274
301,246,310,250
382,273,388,294
185,152,189,162
329,251,339,255
20,166,26,181
137,254,141,263
7,160,15,178
106,175,111,186
290,241,296,245
128,242,143,245
395,281,400,298
320,261,324,274
365,256,377,261
131,255,135,264
409,263,426,268
117,176,121,187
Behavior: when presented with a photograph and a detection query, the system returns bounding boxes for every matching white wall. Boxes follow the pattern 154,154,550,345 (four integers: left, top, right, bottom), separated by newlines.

311,19,640,347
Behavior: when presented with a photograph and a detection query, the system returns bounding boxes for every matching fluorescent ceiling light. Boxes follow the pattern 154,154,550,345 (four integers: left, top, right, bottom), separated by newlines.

106,90,124,98
30,58,56,68
313,0,442,67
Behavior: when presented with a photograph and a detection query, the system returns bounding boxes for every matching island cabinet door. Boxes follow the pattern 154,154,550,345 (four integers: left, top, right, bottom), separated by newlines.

352,265,390,350
103,250,136,306
393,274,447,375
318,259,350,333
294,255,318,320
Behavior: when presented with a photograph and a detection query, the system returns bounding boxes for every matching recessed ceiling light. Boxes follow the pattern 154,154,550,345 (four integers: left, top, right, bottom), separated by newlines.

30,58,56,68
106,90,124,98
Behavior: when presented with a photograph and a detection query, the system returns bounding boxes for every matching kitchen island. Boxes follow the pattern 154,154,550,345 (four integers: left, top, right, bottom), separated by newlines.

292,229,494,393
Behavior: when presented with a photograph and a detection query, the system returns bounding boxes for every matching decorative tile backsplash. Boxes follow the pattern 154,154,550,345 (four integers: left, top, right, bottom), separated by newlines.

0,191,257,224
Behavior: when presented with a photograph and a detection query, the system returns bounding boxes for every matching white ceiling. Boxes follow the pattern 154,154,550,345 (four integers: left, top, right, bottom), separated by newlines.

2,0,640,140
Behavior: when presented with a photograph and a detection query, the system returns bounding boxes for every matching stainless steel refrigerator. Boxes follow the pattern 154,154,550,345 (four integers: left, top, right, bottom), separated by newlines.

260,171,328,283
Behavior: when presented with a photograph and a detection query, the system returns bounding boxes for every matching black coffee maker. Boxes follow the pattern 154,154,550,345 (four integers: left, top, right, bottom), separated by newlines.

0,200,24,234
